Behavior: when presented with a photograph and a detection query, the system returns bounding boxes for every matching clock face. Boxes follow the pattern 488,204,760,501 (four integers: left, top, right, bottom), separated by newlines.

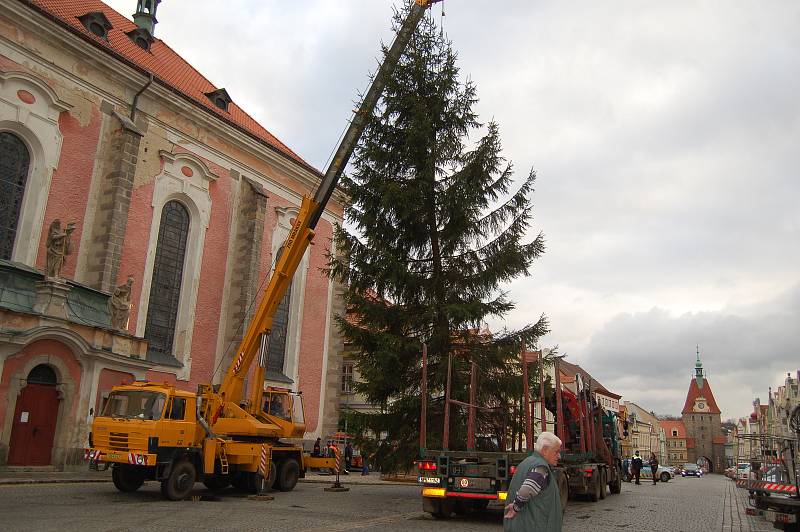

698,402,705,410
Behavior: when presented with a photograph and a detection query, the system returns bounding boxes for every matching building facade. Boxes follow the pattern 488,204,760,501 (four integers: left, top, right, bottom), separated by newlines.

681,353,725,472
659,419,688,467
0,0,344,468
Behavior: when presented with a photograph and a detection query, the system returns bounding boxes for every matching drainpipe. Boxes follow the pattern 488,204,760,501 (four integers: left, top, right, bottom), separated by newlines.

130,73,154,121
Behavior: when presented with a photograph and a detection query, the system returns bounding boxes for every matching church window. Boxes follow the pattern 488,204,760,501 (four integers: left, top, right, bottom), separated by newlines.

0,132,30,260
266,246,291,379
144,200,189,362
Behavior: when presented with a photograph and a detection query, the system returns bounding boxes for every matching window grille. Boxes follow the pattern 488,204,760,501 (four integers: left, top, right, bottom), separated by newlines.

27,364,57,385
266,246,291,376
144,201,189,362
0,132,30,260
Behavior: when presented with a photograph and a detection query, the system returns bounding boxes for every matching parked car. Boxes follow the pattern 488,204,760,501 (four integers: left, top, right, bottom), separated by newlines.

724,466,736,479
681,463,703,477
639,465,675,482
736,463,751,480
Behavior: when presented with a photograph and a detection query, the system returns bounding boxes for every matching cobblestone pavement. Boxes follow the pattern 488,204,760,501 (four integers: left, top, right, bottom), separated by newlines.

563,474,773,532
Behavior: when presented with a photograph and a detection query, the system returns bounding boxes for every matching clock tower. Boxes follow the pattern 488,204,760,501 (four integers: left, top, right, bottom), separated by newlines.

681,349,725,472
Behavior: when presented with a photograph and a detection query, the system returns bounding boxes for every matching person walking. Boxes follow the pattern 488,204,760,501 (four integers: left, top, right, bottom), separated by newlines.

344,442,353,473
631,451,643,485
648,452,659,485
503,432,563,531
312,437,322,457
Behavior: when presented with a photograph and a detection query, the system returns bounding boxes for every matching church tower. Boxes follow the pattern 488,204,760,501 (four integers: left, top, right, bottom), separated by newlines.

681,348,725,472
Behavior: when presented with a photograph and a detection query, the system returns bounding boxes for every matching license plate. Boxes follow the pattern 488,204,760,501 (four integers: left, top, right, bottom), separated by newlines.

455,477,491,490
765,510,797,524
106,453,121,460
418,476,441,485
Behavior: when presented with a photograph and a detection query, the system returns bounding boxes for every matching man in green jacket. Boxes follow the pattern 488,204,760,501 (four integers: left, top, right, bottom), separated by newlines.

504,431,563,531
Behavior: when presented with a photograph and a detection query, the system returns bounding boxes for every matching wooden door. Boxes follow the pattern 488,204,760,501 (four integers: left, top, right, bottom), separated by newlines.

7,384,59,465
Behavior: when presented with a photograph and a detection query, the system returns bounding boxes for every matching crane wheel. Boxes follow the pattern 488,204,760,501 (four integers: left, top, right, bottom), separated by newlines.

112,465,145,492
589,473,601,502
161,461,196,500
276,458,300,492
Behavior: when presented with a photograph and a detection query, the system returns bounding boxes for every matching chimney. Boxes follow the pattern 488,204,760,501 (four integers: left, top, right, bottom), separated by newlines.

133,0,161,36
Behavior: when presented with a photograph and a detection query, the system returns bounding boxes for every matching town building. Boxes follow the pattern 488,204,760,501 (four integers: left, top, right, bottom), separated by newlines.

767,371,800,440
681,352,725,472
624,401,666,462
0,0,344,468
659,419,688,467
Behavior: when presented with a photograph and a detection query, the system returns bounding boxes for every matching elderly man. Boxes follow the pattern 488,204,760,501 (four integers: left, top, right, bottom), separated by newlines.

504,431,563,531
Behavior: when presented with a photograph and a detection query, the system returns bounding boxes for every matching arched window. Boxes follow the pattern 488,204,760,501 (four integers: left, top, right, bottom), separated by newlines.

0,132,30,260
144,200,189,363
27,364,57,385
266,245,292,381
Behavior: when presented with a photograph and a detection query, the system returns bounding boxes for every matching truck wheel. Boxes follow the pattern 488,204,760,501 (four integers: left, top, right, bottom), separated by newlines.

557,471,569,513
161,461,196,500
276,458,299,492
609,475,622,494
203,475,230,491
660,472,670,483
431,499,453,519
257,462,277,493
589,474,601,502
112,465,145,492
599,469,607,500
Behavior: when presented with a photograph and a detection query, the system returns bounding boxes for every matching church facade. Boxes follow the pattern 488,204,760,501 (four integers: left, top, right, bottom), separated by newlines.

0,0,345,468
681,353,726,472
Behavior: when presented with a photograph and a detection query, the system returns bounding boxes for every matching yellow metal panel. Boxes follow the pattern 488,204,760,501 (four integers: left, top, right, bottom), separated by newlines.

422,488,446,498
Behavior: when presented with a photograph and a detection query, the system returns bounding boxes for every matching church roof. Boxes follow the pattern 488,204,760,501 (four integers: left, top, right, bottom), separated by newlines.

20,0,318,175
681,375,722,414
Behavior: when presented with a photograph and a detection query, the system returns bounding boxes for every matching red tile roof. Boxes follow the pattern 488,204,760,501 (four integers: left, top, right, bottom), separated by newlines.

681,377,721,414
659,420,687,439
20,0,318,175
712,435,726,445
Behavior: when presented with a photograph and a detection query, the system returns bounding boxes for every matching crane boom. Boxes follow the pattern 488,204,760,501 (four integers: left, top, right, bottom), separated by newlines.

219,0,443,413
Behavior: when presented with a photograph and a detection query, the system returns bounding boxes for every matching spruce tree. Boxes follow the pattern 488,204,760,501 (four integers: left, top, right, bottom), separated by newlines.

329,4,547,472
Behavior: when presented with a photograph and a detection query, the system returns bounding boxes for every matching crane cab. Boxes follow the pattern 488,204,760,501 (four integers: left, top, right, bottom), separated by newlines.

262,387,306,438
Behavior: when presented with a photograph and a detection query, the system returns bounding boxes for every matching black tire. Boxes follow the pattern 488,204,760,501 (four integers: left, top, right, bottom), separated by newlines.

610,474,622,495
203,475,231,491
589,474,601,502
430,499,453,519
256,462,277,493
557,470,569,513
275,458,300,492
660,472,670,483
112,465,145,492
599,469,607,500
160,461,196,501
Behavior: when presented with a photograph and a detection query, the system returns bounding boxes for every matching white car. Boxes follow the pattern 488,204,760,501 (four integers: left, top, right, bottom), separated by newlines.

736,463,751,480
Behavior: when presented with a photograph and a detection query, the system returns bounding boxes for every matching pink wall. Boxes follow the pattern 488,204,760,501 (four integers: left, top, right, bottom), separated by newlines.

36,109,101,277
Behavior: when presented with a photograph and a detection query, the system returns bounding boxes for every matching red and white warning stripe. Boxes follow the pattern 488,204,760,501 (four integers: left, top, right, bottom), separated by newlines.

737,479,798,493
84,449,101,461
127,453,146,465
259,445,268,477
233,352,245,374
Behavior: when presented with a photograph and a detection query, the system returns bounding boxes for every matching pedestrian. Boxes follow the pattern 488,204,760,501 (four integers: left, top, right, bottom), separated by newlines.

648,452,659,485
344,442,353,474
504,431,563,531
361,454,370,476
631,450,643,485
313,437,321,457
621,457,631,482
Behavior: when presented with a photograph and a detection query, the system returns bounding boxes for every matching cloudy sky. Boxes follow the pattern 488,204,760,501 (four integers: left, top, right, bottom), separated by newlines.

106,1,799,420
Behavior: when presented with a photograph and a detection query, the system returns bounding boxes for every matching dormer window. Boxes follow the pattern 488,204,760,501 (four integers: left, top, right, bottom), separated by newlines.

78,12,113,41
126,28,154,51
204,88,232,112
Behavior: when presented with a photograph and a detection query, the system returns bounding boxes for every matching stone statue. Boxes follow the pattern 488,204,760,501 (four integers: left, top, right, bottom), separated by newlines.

108,275,134,331
45,219,76,278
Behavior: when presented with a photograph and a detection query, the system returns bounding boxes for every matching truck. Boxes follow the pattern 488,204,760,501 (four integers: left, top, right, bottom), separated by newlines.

417,347,623,517
85,0,444,501
736,407,800,531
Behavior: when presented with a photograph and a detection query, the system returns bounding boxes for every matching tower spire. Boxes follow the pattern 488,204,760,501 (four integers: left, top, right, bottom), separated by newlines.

695,346,705,388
